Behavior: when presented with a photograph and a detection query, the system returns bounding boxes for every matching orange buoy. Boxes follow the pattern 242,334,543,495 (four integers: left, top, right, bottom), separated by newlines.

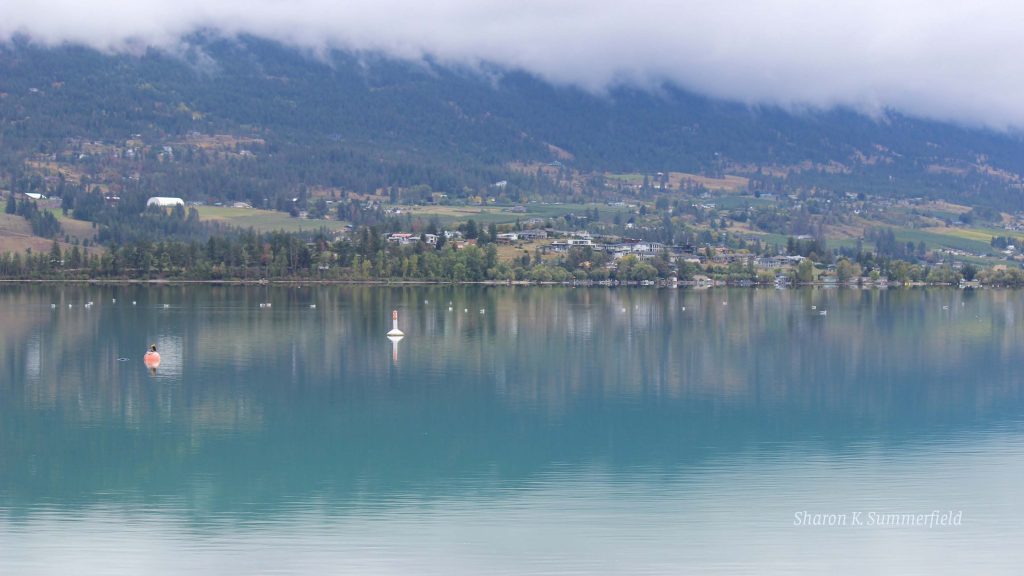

143,344,161,368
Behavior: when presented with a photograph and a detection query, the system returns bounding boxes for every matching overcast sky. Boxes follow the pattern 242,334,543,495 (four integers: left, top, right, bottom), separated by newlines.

3,0,1022,130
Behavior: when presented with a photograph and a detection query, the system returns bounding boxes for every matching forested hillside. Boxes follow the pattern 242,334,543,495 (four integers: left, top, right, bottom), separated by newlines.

3,34,1024,213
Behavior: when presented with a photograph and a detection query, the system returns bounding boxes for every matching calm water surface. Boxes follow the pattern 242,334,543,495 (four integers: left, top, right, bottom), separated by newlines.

1,285,1023,574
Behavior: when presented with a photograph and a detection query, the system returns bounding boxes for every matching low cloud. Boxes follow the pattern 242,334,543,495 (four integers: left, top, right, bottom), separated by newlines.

3,0,1024,130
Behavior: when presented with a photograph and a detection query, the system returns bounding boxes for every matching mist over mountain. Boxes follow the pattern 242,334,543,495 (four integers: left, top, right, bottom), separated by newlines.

2,35,1024,210
6,1,1024,131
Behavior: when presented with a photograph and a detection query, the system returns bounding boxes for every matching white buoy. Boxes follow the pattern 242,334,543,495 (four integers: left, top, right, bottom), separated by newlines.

112,298,116,304
388,333,402,363
387,310,405,337
463,308,468,313
51,304,56,309
132,301,137,306
681,306,686,311
448,306,453,311
942,305,949,310
310,304,317,309
722,301,728,306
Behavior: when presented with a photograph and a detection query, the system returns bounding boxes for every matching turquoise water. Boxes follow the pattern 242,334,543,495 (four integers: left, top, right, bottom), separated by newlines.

1,285,1023,574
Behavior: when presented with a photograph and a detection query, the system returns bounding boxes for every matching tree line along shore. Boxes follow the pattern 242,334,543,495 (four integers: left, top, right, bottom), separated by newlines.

2,230,1022,287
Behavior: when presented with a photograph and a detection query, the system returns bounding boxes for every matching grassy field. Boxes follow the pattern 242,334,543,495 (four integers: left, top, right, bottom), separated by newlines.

400,205,522,225
494,240,544,263
727,226,792,249
196,206,350,233
890,227,992,254
606,171,748,192
403,203,632,226
52,211,97,244
733,219,997,256
0,213,98,255
0,213,45,253
921,225,1007,244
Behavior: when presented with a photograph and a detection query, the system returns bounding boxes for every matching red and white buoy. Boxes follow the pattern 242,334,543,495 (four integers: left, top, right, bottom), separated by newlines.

387,310,404,337
387,310,404,363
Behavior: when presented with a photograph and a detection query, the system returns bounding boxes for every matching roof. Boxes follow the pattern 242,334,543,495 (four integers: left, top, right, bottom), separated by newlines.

146,197,185,206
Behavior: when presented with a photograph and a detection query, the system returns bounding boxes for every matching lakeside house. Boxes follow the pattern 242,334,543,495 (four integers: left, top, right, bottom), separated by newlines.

755,255,806,269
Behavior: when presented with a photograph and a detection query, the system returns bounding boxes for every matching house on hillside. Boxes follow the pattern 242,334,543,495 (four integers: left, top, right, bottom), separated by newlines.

387,233,416,246
608,241,665,261
755,255,805,269
542,236,595,254
517,229,548,241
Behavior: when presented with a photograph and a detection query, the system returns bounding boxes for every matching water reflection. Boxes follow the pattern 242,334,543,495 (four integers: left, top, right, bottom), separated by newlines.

1,285,1023,574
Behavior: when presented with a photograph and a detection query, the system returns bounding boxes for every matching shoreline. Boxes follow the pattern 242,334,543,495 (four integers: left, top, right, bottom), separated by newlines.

0,278,990,288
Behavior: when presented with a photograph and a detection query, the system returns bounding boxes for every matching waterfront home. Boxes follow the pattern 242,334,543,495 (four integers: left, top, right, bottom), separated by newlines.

755,255,805,269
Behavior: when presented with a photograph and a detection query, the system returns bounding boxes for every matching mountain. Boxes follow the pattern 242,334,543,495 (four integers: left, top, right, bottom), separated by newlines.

2,34,1024,210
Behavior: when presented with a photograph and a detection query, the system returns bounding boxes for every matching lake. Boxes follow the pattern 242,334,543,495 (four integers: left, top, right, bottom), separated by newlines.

1,284,1023,574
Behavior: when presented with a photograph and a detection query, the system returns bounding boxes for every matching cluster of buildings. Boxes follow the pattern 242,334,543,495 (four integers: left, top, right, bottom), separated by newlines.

386,230,465,246
382,226,813,271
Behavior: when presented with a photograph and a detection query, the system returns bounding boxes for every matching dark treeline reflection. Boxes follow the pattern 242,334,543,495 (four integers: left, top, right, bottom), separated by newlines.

1,285,1023,518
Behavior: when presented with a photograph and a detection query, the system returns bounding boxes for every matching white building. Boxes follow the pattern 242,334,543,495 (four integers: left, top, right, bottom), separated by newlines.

387,233,416,245
147,197,185,208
